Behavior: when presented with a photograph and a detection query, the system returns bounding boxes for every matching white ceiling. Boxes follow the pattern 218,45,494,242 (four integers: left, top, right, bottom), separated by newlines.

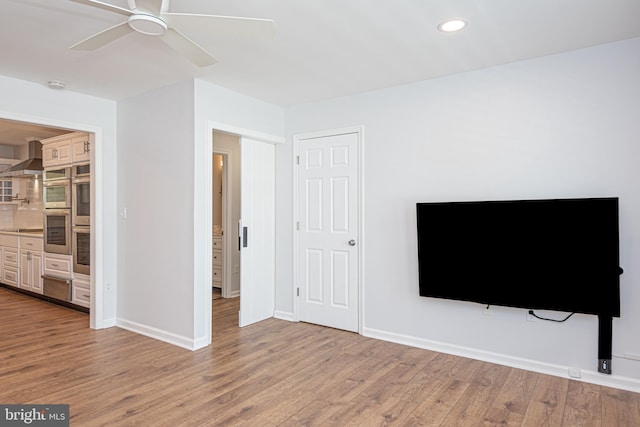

1,0,639,109
0,120,70,146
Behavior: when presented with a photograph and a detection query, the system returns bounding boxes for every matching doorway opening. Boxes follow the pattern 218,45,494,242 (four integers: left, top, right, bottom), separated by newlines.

202,122,281,342
212,152,224,300
212,131,240,302
0,116,102,329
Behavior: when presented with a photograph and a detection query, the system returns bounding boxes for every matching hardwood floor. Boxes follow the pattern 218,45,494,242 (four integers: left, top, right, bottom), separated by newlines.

1,287,639,426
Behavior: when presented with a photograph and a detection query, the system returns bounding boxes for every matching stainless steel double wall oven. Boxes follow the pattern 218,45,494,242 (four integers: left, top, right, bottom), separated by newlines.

42,167,73,301
43,167,72,254
71,163,90,274
42,164,91,302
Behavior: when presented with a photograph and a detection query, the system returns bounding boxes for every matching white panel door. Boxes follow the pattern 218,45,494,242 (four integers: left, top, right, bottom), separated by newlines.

239,138,275,327
298,132,359,332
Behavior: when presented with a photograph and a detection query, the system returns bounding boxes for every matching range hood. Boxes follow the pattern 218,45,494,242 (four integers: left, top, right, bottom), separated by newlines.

0,140,43,178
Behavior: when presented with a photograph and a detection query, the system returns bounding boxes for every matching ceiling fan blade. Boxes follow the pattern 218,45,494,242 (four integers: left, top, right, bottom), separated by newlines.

70,21,133,50
69,0,134,16
162,13,276,39
130,0,164,15
159,28,218,67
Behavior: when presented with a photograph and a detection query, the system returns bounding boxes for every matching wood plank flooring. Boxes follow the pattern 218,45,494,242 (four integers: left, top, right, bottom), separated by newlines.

1,287,639,426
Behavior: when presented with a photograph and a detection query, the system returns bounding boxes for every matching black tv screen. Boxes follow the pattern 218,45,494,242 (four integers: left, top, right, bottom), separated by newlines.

416,197,621,317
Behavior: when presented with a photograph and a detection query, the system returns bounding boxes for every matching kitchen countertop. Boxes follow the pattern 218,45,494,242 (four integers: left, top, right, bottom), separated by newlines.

0,229,44,237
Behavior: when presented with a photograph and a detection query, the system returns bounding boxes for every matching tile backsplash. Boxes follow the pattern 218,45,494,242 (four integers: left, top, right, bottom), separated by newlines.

0,205,15,229
0,178,43,230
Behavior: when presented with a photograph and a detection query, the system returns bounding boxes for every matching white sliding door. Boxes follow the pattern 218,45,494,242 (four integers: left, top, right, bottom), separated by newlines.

239,137,275,327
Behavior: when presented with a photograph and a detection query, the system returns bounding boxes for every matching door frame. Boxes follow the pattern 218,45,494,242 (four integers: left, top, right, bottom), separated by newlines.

212,149,232,298
0,111,105,330
201,121,284,344
292,126,365,334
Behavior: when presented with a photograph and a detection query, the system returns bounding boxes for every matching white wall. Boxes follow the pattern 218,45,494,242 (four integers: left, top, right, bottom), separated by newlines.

117,80,196,347
193,80,284,346
280,37,640,390
114,78,283,350
0,75,118,327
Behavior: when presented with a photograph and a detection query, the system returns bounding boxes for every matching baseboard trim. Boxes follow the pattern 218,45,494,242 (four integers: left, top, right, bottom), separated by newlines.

192,335,210,351
274,310,295,322
363,326,640,393
101,317,117,328
116,318,196,351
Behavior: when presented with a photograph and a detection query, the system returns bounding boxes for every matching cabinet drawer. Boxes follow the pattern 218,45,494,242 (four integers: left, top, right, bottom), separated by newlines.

3,267,18,287
212,267,222,281
212,249,222,266
44,254,73,278
1,235,19,248
3,250,18,265
20,237,43,251
213,237,223,249
71,273,90,307
72,285,91,307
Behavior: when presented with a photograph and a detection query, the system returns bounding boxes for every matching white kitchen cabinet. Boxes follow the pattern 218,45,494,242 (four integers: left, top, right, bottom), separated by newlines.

0,159,18,203
2,235,19,288
0,232,90,309
19,236,43,294
41,144,55,166
43,253,73,279
72,273,90,308
20,250,43,294
42,139,72,167
0,179,14,203
212,235,223,288
71,134,91,163
41,131,89,167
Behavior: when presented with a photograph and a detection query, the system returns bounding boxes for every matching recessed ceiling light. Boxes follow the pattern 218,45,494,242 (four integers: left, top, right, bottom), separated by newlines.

438,19,467,33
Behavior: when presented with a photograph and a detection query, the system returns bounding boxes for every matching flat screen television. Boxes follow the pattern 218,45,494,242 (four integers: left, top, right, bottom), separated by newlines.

416,197,622,317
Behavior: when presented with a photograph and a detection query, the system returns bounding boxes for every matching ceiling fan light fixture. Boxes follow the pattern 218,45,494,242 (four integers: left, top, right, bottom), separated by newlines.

128,14,167,36
438,19,467,33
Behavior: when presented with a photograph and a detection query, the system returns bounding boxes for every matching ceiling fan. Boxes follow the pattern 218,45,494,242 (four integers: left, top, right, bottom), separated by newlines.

69,0,276,67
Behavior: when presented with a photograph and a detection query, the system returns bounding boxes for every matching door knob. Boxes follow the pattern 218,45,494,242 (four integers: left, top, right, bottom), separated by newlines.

348,239,356,246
